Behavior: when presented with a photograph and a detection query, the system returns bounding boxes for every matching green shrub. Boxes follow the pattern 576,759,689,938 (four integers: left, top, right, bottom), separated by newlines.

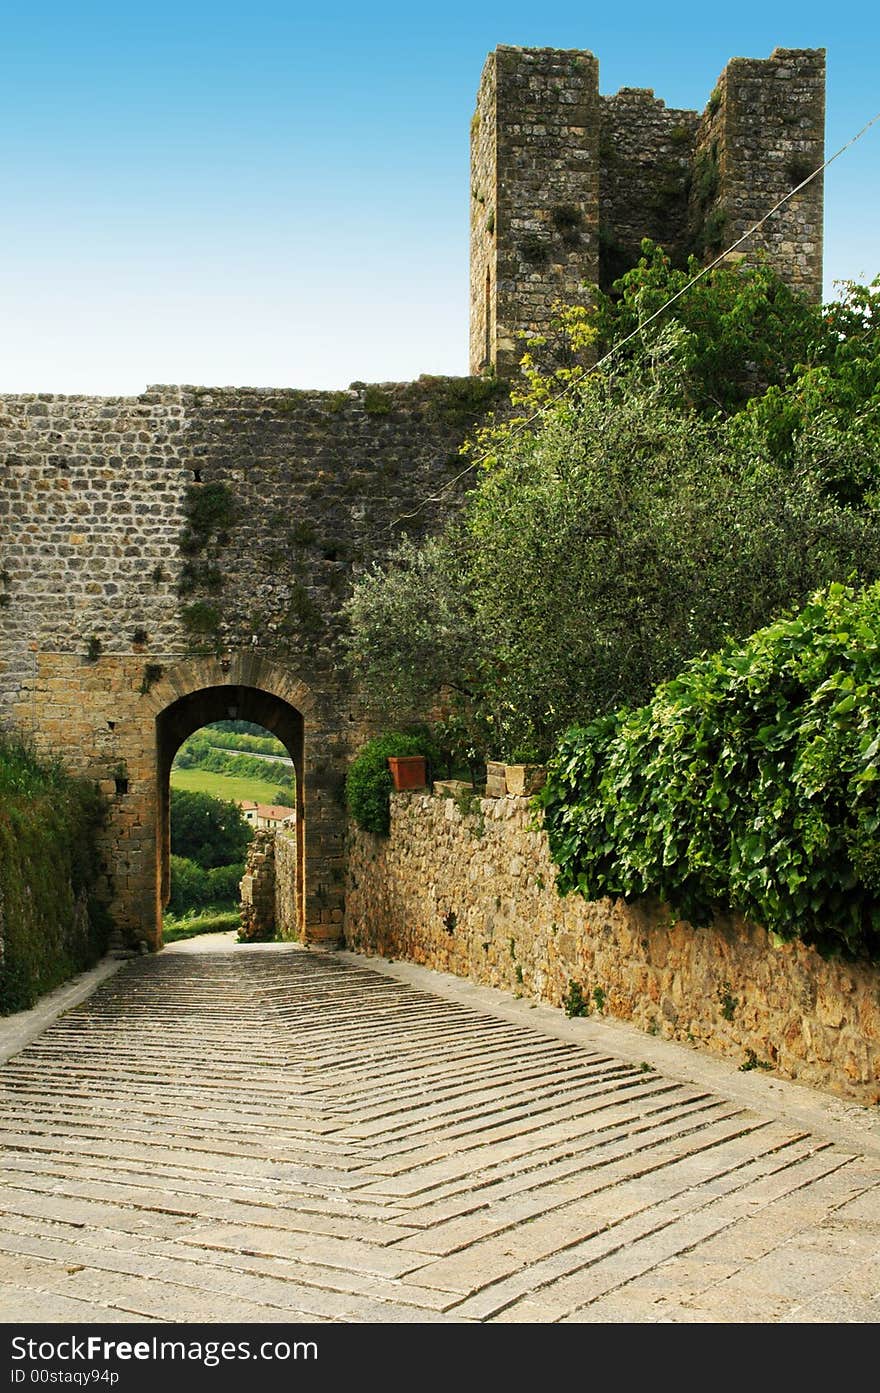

345,733,432,835
180,601,221,635
206,862,246,904
167,854,245,914
0,734,110,1013
182,482,235,541
170,788,252,868
163,908,241,942
539,582,880,961
167,855,209,913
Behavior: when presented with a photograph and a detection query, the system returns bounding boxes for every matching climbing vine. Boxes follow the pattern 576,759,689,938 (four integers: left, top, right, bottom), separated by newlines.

539,582,880,961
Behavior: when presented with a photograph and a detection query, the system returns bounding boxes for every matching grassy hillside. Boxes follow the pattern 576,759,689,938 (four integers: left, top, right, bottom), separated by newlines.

170,766,294,809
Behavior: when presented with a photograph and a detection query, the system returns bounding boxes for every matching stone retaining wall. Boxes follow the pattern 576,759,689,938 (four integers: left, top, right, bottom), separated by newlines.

344,791,880,1105
239,831,275,941
275,825,299,941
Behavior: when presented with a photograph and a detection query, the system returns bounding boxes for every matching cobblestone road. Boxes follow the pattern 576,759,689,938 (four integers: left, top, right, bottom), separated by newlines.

1,937,878,1323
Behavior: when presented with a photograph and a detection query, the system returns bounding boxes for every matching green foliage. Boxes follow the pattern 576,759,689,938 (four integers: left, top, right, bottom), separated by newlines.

180,601,221,636
177,482,234,633
178,560,224,596
190,725,288,758
0,734,110,1013
345,732,433,835
419,373,502,424
719,985,738,1021
739,1049,773,1072
465,366,879,756
594,240,821,416
0,733,66,798
551,204,582,247
562,980,590,1017
211,720,267,737
344,266,880,763
280,581,324,637
140,663,164,694
539,582,880,961
699,205,728,254
520,233,549,265
453,785,486,837
174,730,294,791
181,482,235,544
734,276,880,502
85,636,102,662
163,908,241,942
364,386,392,415
167,855,245,915
170,787,252,869
342,531,493,756
691,147,720,207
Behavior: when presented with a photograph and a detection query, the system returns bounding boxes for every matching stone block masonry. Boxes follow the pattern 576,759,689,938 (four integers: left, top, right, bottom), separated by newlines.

345,792,880,1106
471,45,824,374
0,379,499,948
238,830,276,942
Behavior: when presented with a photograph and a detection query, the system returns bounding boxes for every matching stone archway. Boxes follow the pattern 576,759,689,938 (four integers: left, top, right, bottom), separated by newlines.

144,654,319,949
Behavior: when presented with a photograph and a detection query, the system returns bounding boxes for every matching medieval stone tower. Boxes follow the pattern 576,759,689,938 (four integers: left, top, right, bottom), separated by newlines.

470,46,826,376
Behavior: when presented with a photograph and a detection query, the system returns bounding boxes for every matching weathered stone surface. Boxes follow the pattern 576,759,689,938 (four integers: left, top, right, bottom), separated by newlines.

471,44,824,374
239,831,276,942
0,383,496,947
1,936,878,1324
345,792,880,1105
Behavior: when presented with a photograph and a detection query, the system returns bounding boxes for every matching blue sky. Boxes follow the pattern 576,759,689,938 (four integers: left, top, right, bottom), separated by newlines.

0,1,877,394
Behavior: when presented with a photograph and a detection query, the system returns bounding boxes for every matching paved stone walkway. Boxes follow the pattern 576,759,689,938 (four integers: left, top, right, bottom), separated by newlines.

1,936,879,1323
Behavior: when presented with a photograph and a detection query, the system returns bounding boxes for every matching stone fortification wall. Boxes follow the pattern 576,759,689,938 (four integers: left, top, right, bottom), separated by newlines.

707,49,824,297
599,91,698,288
469,47,600,375
472,44,825,372
239,830,276,942
0,377,497,945
274,825,299,941
345,792,880,1105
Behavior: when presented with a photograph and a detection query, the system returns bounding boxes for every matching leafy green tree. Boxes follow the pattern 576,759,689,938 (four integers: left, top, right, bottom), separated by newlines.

345,732,433,835
344,265,880,759
170,788,252,869
342,532,493,762
733,276,880,503
593,239,821,416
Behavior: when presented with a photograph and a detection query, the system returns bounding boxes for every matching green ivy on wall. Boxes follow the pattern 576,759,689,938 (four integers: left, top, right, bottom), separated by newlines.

539,582,880,962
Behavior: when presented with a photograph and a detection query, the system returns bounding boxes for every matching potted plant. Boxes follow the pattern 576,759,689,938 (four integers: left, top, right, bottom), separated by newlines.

387,754,428,790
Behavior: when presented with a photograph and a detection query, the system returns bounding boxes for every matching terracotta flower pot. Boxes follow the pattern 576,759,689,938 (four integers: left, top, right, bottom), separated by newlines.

387,755,428,791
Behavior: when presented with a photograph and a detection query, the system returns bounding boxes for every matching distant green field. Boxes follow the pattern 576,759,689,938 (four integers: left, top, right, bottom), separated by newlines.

170,766,294,808
163,908,242,943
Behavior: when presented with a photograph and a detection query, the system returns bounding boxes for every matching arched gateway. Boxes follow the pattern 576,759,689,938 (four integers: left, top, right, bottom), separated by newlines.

152,657,308,947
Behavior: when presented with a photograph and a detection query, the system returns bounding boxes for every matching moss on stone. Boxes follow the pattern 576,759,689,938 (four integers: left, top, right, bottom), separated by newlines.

0,735,110,1014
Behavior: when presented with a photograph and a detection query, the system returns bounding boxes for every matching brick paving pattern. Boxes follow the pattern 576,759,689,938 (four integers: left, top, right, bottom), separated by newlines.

1,940,878,1323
